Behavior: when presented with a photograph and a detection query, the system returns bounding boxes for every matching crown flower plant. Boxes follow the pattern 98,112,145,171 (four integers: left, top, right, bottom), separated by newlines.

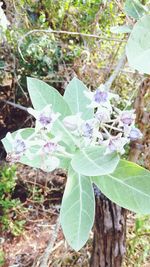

2,77,150,251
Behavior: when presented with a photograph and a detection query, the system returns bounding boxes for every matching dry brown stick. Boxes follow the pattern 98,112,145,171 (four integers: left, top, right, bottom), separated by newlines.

0,99,28,111
105,52,126,90
39,216,60,267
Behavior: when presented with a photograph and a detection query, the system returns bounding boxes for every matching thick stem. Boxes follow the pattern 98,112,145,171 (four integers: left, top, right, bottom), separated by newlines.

90,192,126,267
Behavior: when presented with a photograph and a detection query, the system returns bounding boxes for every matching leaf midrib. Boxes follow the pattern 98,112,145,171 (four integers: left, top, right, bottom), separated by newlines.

106,173,150,198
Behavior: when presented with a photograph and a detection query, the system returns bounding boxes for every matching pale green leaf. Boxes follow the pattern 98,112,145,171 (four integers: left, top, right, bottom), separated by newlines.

57,155,70,170
60,167,95,251
64,77,94,119
51,119,79,148
27,77,71,118
124,0,148,20
71,146,120,176
92,160,150,214
126,15,150,74
110,25,132,34
27,77,78,148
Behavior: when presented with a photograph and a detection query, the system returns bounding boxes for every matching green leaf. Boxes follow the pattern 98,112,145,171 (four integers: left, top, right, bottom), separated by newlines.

126,15,150,74
51,119,78,148
71,146,120,176
57,155,70,170
27,77,71,118
110,25,132,34
124,0,148,20
60,167,95,251
64,77,94,119
92,160,150,214
20,153,44,169
27,77,78,148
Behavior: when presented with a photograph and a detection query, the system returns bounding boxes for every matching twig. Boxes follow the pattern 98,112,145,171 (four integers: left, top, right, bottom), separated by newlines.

18,29,126,62
39,216,60,267
0,99,28,111
105,52,127,90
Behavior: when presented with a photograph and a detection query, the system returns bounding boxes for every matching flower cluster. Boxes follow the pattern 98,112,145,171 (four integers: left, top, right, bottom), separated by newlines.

6,106,65,171
63,85,143,154
6,84,143,171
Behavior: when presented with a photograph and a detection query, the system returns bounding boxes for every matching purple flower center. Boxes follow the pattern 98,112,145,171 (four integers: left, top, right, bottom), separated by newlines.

94,90,108,103
43,142,57,153
82,123,93,138
14,139,26,154
39,114,52,126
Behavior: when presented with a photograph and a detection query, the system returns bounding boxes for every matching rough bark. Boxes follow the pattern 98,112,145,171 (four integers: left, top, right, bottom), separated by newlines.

129,78,150,170
90,192,126,267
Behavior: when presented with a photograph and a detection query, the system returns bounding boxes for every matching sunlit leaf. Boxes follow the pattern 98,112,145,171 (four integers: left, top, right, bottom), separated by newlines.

60,167,95,251
126,15,150,74
71,146,120,176
64,77,94,119
92,160,150,214
27,77,71,118
124,0,148,20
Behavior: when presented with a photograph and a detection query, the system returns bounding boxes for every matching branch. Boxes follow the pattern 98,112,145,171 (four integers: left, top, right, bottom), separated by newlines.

39,216,60,267
18,29,126,62
0,99,28,112
105,52,126,90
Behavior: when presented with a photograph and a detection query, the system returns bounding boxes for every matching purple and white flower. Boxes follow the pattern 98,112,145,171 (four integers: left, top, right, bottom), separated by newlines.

95,107,111,123
5,132,28,162
118,110,136,127
35,134,64,155
84,84,119,109
28,105,60,131
43,141,58,154
81,119,103,146
104,133,129,155
82,121,94,139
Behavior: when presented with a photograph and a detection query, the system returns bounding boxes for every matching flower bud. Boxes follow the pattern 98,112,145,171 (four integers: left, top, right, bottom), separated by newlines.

129,128,143,141
63,114,82,132
120,110,136,126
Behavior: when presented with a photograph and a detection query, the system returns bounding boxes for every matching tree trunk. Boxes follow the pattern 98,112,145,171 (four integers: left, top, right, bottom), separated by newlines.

90,192,126,267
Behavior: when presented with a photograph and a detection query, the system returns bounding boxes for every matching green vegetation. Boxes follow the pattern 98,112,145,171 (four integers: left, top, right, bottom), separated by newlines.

0,165,25,236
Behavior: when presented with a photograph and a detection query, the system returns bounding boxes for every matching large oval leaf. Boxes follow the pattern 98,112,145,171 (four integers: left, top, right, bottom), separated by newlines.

126,15,150,74
64,77,94,119
27,77,78,148
27,77,71,118
92,160,150,214
124,0,148,20
71,146,120,176
60,167,95,251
